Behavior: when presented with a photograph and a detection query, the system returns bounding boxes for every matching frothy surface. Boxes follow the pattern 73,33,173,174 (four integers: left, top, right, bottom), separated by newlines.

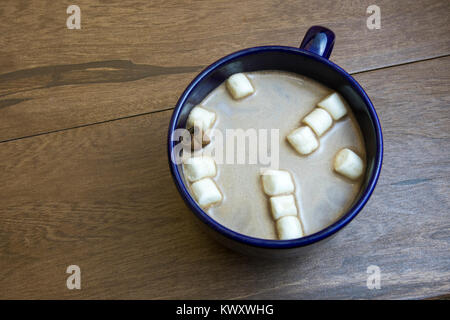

183,71,365,239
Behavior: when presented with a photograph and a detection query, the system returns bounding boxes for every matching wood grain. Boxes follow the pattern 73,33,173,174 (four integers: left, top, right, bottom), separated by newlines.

0,56,448,299
0,0,449,142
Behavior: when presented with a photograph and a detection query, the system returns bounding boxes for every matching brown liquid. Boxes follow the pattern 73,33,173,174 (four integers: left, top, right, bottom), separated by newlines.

184,71,365,239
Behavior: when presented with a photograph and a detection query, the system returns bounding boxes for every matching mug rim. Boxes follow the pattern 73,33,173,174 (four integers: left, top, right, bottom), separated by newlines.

167,45,383,249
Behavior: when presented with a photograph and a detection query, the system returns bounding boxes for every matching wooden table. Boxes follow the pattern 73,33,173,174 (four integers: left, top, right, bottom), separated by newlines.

0,0,449,300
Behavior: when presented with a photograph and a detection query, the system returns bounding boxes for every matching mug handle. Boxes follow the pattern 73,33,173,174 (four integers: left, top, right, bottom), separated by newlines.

299,26,335,59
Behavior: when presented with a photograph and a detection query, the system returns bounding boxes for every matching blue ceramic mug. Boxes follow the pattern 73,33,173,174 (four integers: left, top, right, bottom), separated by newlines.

167,26,383,257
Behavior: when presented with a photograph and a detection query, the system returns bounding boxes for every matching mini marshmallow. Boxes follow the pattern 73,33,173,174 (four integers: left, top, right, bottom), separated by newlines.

261,170,295,196
225,73,255,100
270,195,298,220
183,156,217,182
186,106,216,133
191,178,222,208
334,148,364,180
302,108,333,137
317,92,348,120
276,216,304,240
287,126,319,155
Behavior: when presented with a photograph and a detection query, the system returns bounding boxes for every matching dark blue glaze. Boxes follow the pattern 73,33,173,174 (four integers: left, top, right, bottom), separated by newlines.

299,25,335,59
167,26,383,257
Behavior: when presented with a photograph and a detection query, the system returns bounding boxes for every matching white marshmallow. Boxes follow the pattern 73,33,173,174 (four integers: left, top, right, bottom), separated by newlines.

191,178,222,208
225,73,255,100
334,148,364,180
276,216,304,240
302,108,333,137
183,156,217,182
186,106,216,133
287,126,319,155
270,195,298,220
261,170,295,196
317,92,348,120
